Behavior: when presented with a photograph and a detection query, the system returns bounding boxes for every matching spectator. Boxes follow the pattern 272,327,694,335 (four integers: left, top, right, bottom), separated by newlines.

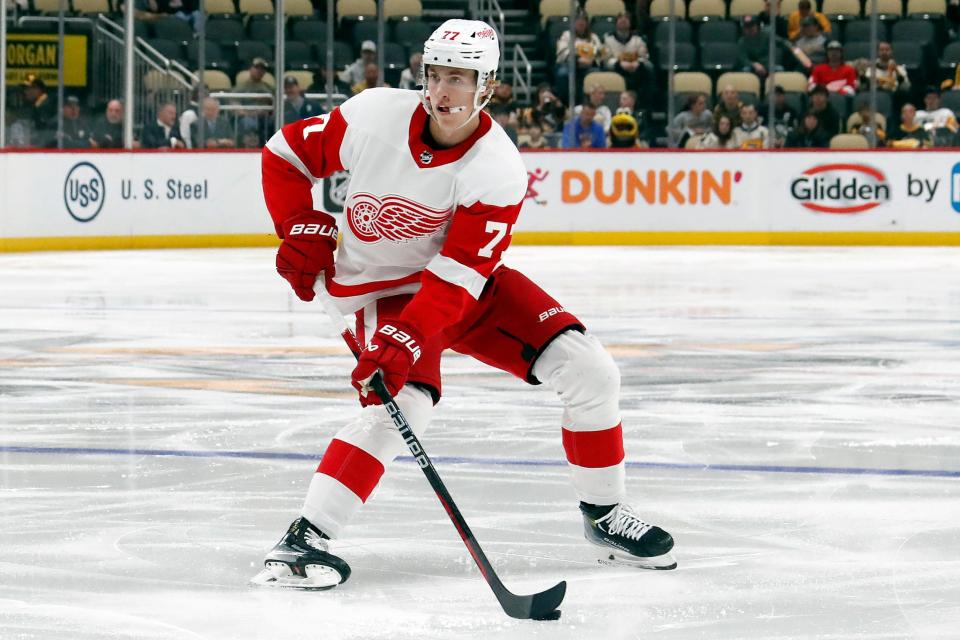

603,13,652,96
351,62,390,95
632,0,654,33
236,57,273,94
177,85,206,148
758,0,787,35
53,96,92,149
857,42,910,98
307,66,351,96
787,0,831,41
340,40,377,87
609,112,643,148
846,99,886,146
916,87,959,146
714,84,744,128
573,84,613,132
562,102,606,148
398,53,422,90
234,58,274,144
809,41,857,95
670,92,713,146
238,126,262,149
283,75,323,124
132,0,197,26
492,110,519,146
90,99,124,148
20,74,56,146
732,103,770,148
695,114,738,149
888,103,931,148
786,111,831,147
141,101,185,149
793,16,827,66
191,97,235,147
554,12,604,101
519,83,567,135
518,123,551,149
770,85,798,144
615,89,641,119
737,14,787,80
487,81,520,125
808,84,841,136
615,89,646,142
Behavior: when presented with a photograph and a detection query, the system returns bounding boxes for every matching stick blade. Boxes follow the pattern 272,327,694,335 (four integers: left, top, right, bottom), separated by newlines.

500,580,566,620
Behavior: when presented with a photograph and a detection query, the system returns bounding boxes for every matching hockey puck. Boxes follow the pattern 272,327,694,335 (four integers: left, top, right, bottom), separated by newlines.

533,610,562,621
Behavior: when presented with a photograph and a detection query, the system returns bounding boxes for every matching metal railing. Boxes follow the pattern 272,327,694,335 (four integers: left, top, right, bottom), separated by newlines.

94,14,196,139
511,44,532,105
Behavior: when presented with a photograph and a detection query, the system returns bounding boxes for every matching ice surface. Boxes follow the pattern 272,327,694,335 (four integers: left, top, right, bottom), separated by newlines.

1,246,959,639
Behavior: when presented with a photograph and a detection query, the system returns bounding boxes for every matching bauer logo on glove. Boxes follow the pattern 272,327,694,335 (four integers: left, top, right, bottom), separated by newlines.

351,321,426,403
288,223,338,239
378,324,422,363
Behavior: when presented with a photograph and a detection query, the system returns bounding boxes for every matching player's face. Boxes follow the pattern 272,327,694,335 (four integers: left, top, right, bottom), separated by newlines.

426,65,479,129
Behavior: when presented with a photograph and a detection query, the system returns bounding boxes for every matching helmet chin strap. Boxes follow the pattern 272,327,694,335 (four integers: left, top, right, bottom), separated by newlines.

425,93,493,131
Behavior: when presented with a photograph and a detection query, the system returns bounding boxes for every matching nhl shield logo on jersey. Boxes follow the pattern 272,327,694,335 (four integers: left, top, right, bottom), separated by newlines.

419,150,433,164
346,192,452,244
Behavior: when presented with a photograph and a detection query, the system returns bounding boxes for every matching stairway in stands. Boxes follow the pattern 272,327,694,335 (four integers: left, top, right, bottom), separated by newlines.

421,0,549,97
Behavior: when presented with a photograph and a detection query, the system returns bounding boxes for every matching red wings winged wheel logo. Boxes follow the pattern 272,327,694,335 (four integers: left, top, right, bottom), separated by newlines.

347,193,452,244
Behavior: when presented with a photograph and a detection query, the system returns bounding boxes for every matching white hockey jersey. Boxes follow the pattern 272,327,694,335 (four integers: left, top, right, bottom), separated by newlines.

262,88,528,337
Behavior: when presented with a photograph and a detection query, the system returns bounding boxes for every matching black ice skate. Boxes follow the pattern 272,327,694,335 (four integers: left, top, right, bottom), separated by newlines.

581,502,677,570
249,517,352,590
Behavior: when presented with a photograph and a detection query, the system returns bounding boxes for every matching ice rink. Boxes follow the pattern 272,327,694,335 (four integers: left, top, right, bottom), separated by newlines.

1,245,959,639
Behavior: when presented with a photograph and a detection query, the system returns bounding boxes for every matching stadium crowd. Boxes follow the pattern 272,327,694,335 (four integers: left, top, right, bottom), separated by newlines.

3,0,959,149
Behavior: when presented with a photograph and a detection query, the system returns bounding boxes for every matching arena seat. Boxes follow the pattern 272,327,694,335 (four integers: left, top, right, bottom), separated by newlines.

829,133,870,148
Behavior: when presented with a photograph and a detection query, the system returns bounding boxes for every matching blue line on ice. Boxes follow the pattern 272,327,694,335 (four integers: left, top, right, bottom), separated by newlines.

2,445,958,479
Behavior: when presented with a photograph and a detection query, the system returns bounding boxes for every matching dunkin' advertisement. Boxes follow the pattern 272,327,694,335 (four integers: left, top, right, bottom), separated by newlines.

515,151,960,238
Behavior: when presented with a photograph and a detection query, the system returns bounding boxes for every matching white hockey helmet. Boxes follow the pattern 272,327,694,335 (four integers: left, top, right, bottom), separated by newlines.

420,19,500,122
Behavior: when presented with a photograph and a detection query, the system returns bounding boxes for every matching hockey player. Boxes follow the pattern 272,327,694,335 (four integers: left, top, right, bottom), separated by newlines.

253,19,676,590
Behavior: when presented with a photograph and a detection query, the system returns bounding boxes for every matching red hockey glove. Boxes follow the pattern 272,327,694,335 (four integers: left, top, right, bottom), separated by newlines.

276,212,338,302
351,321,425,405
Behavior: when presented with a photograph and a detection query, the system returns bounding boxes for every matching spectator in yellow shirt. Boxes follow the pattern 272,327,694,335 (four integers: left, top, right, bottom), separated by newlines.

787,0,831,41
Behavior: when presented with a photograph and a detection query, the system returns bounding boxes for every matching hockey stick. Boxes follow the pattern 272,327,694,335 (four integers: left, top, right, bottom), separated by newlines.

314,281,566,621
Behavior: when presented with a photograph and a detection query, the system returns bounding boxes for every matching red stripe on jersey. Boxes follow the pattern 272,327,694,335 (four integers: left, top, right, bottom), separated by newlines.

283,109,348,180
261,108,348,237
439,200,522,279
562,424,625,468
262,147,317,237
327,271,423,297
400,271,474,338
316,438,385,502
398,200,522,338
407,106,493,168
355,306,366,346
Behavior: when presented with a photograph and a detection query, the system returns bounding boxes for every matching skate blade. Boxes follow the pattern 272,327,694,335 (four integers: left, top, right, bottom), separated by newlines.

595,547,678,571
249,562,343,590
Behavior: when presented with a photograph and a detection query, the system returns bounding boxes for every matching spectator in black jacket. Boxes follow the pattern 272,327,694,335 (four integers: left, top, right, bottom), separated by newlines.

141,102,185,149
737,14,787,79
808,84,840,137
52,96,92,149
91,99,125,148
192,97,235,147
786,111,831,147
20,74,56,146
283,76,324,125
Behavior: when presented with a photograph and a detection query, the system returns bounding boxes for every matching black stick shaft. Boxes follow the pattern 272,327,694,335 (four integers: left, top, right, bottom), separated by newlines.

317,289,565,620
